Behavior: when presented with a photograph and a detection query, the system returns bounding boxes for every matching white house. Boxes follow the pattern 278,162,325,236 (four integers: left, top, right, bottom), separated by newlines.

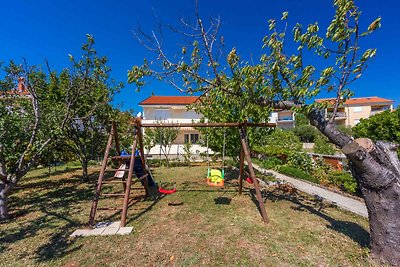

139,96,206,158
139,95,295,157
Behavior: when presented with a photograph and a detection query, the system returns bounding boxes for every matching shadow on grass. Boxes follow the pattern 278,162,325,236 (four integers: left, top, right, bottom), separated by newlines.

249,188,370,248
126,193,166,225
223,167,240,183
0,171,98,263
24,166,83,181
214,196,231,205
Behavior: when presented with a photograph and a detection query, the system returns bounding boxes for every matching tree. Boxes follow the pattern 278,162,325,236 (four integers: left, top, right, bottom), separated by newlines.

59,35,121,180
144,126,179,166
129,1,400,264
183,142,192,166
0,62,72,220
254,128,302,159
294,113,310,126
292,125,319,143
112,109,135,151
353,109,400,147
0,35,119,220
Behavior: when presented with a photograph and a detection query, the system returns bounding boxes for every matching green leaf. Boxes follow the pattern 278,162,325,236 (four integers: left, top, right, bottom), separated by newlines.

368,17,381,32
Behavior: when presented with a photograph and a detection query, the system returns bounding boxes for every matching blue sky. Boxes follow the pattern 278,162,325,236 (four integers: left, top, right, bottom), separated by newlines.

1,0,399,112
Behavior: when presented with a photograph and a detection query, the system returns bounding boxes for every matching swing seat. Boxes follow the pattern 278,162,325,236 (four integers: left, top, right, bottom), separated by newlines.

246,177,253,184
159,187,177,194
207,169,224,187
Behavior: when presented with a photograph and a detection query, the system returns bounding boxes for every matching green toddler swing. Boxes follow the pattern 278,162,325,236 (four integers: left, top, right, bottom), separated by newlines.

206,129,226,187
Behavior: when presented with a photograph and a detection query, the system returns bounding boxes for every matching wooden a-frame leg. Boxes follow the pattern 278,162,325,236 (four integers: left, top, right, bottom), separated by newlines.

239,127,269,224
238,146,244,194
120,136,138,227
88,124,115,226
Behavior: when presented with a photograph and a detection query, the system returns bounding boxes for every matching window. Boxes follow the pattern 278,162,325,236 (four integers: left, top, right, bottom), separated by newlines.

154,109,170,120
353,106,362,112
185,110,199,119
191,134,199,143
184,133,199,144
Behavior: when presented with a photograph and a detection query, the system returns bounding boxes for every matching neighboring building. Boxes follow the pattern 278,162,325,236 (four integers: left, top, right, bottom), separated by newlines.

315,96,394,127
0,77,31,99
139,95,295,156
270,109,295,129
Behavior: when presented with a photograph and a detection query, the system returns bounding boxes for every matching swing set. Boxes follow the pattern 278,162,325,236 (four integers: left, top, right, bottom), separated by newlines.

88,118,275,227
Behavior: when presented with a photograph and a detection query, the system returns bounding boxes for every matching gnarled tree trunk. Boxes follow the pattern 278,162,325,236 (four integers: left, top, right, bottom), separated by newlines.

0,174,18,221
309,109,400,266
81,158,89,181
343,140,400,265
0,182,9,221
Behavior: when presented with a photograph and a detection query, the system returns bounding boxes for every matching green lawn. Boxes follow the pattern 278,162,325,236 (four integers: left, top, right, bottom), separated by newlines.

0,165,375,266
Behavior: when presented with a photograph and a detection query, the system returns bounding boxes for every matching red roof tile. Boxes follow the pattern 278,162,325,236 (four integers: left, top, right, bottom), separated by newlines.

315,96,393,106
139,96,200,105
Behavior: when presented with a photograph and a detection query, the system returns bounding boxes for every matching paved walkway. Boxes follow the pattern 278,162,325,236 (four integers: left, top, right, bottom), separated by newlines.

252,164,368,218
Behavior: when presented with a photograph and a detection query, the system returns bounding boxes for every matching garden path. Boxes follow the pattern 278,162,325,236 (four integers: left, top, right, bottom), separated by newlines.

252,164,368,218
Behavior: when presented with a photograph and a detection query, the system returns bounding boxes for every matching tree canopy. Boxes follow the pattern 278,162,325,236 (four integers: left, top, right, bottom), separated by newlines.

353,108,400,147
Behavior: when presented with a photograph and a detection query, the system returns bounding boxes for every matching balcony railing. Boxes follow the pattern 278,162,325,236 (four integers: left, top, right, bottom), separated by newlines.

326,112,347,119
277,116,294,122
370,109,386,115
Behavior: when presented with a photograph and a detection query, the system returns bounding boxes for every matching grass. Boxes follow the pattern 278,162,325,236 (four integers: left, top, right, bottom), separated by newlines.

0,165,376,266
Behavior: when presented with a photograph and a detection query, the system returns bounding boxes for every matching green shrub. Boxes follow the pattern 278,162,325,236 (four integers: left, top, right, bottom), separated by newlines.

254,128,302,160
328,170,358,194
260,157,283,170
278,165,318,183
287,152,313,173
314,135,336,155
312,168,330,186
88,160,98,166
292,125,319,143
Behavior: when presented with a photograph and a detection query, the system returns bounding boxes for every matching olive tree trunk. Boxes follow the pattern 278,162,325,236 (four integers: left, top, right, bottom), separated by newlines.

309,110,400,266
0,174,19,221
81,158,89,181
0,183,9,221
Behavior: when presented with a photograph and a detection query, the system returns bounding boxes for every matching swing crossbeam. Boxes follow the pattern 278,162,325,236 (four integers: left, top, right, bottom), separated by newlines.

140,122,275,128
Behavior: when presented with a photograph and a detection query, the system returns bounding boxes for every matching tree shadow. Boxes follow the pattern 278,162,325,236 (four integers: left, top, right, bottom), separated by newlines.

126,193,166,224
23,167,83,181
223,167,240,183
1,171,97,263
214,196,231,205
251,188,370,248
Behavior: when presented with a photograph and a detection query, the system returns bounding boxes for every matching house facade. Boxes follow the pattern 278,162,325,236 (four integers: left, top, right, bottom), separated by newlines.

139,95,295,156
315,96,394,127
139,96,205,157
272,109,295,129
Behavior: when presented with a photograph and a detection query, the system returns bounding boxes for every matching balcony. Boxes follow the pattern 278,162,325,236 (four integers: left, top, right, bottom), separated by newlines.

142,118,202,124
370,105,391,116
277,116,294,122
326,112,347,120
370,109,387,116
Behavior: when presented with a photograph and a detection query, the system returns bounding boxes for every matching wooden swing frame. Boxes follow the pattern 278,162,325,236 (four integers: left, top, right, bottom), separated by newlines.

89,117,274,227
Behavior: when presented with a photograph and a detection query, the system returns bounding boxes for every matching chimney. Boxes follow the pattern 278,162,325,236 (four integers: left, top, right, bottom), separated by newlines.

17,77,26,92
